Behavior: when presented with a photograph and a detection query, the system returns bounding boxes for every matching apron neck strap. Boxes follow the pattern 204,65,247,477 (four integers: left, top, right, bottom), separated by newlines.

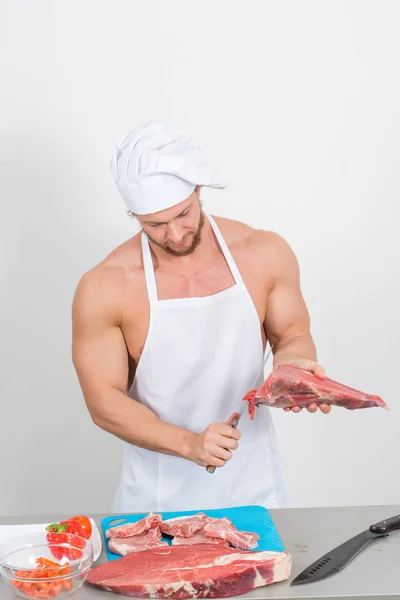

206,214,244,286
141,231,158,303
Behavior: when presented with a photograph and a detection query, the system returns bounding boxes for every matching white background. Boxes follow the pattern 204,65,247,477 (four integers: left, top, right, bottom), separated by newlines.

1,0,399,516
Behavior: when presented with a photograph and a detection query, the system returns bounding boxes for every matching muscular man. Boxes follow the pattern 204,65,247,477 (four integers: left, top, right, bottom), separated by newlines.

72,121,329,513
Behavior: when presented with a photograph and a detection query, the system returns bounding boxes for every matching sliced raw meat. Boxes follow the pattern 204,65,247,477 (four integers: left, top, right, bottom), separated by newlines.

160,513,209,538
203,518,259,551
86,543,291,598
106,513,162,539
109,527,168,556
243,364,389,418
171,530,229,546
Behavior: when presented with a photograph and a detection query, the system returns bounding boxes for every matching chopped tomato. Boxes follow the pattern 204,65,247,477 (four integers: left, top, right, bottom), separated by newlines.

12,557,72,598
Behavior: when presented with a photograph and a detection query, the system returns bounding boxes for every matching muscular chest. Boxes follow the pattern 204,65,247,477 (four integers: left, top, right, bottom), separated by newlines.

121,255,271,373
155,254,236,300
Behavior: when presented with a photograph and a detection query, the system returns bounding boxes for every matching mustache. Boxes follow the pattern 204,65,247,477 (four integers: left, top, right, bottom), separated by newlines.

155,211,205,257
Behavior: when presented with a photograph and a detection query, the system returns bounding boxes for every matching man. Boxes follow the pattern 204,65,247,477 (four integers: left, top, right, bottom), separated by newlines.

72,121,330,513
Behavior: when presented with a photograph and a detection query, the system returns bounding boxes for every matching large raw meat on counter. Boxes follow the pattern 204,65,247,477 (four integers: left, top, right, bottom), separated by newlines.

86,543,291,598
243,364,388,417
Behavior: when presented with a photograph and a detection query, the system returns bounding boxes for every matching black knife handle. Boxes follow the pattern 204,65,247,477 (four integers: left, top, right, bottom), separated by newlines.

370,514,400,534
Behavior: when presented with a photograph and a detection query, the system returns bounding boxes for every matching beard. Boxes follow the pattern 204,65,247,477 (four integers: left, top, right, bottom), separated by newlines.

147,210,205,257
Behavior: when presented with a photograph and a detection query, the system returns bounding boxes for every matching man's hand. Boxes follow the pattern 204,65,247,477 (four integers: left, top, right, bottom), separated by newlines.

277,357,331,414
187,423,241,468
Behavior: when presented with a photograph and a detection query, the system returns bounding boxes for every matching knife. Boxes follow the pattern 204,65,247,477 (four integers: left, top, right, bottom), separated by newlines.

205,344,273,474
290,513,400,586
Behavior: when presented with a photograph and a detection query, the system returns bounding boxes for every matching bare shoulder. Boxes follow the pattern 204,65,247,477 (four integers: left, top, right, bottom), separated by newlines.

212,215,298,278
72,233,143,324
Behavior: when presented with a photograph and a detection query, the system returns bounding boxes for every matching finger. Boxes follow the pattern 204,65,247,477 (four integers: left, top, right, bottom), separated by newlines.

204,433,238,453
215,434,239,451
313,365,325,379
204,456,226,468
307,403,318,413
291,406,302,413
212,445,233,462
283,407,291,412
214,424,241,440
319,403,331,414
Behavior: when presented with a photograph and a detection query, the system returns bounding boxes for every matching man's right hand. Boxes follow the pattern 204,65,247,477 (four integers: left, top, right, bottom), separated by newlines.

187,423,241,468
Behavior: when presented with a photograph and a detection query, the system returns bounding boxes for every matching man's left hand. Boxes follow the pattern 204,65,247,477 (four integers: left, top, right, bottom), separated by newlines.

276,358,331,414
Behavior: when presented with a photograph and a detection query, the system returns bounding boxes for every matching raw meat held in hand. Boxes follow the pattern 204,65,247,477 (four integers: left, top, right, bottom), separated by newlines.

243,364,388,418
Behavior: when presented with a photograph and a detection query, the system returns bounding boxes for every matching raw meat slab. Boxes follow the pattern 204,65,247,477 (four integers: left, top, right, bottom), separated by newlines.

106,513,162,539
160,513,209,537
101,505,284,561
172,531,228,546
109,527,169,556
244,364,388,417
87,543,291,598
203,517,259,550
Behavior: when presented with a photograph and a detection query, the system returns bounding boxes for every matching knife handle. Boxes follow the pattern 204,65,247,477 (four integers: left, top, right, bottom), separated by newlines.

370,514,400,534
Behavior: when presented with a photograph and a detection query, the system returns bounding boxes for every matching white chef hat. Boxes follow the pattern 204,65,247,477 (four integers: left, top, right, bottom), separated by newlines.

110,120,227,215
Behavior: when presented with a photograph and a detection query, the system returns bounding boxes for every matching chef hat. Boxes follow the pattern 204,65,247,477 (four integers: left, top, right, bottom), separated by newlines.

110,120,227,215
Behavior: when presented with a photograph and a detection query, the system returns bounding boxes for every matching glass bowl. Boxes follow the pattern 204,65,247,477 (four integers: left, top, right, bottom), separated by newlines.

0,531,94,598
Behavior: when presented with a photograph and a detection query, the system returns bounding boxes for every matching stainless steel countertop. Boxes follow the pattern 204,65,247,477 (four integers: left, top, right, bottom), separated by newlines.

1,505,399,599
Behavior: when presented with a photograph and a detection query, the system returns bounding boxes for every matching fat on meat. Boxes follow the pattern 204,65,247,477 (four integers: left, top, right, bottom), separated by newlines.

160,513,209,538
204,518,260,550
109,527,168,556
172,530,229,546
106,513,162,539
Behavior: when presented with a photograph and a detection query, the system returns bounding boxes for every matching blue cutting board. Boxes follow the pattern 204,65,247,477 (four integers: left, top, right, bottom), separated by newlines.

101,505,284,561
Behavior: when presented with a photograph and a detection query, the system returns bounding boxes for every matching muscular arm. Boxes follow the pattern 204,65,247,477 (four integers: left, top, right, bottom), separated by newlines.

72,271,195,458
262,233,320,369
71,270,240,466
261,233,328,412
264,234,331,414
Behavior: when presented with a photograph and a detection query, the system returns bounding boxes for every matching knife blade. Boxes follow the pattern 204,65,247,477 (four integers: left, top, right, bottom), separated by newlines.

229,403,246,428
290,513,400,586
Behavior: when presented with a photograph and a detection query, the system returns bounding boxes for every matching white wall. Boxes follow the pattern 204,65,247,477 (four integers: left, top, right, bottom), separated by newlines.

1,0,399,516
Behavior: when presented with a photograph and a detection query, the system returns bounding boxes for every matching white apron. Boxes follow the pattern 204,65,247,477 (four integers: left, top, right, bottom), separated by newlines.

112,214,286,513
